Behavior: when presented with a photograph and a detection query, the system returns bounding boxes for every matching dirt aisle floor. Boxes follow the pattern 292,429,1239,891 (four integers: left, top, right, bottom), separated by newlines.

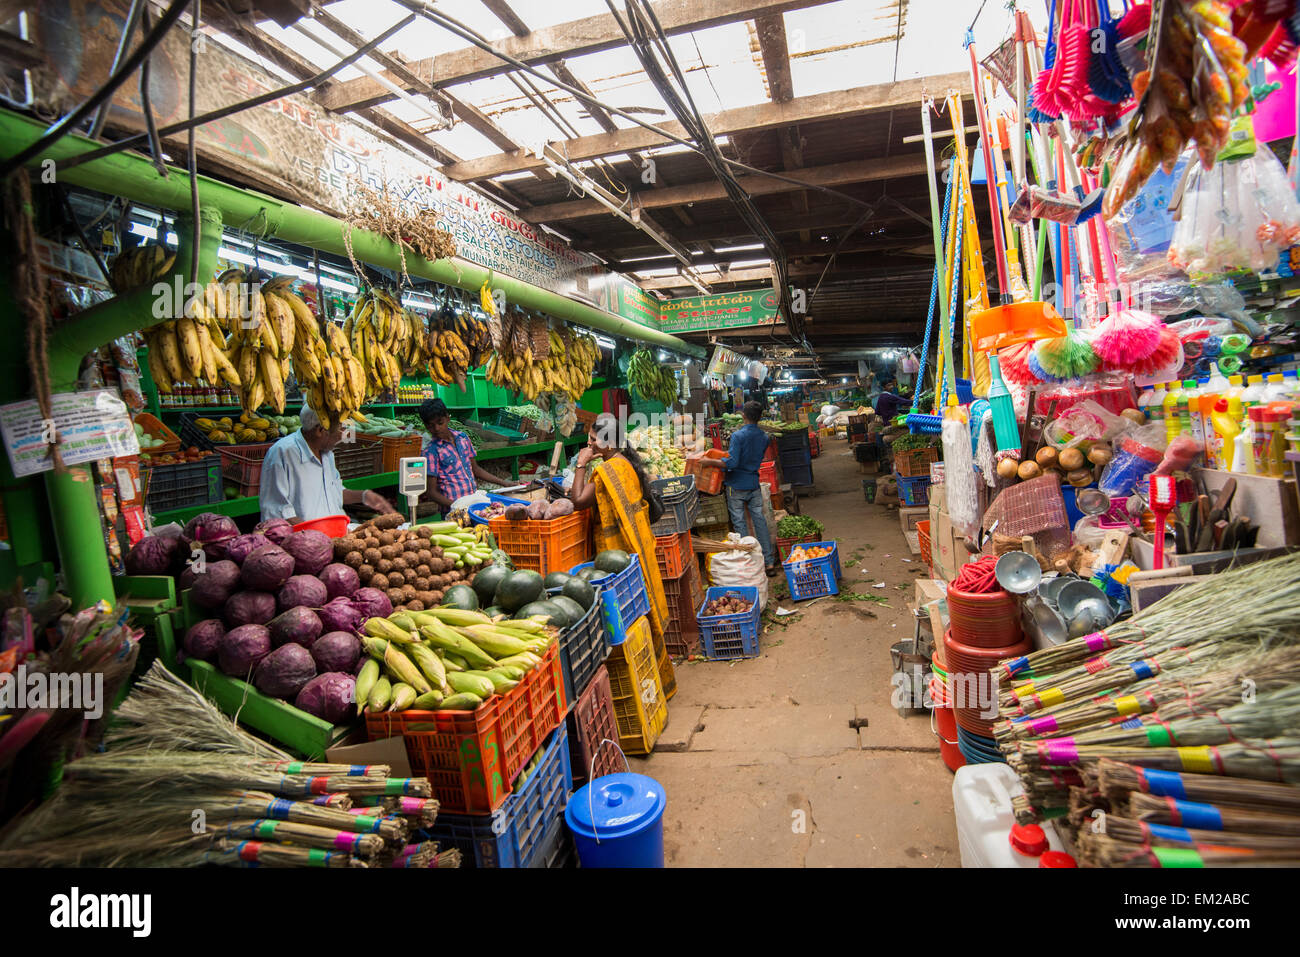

638,441,959,867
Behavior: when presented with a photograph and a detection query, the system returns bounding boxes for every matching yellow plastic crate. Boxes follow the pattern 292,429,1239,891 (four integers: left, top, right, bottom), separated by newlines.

605,617,667,755
650,628,677,701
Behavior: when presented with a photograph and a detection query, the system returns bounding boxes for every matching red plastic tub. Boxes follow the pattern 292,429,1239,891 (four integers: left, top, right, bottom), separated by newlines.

943,628,1031,738
929,673,964,772
294,514,350,538
946,582,1023,649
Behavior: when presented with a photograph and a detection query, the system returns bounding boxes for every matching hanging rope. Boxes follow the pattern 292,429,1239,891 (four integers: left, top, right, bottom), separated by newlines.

910,166,956,416
7,170,64,473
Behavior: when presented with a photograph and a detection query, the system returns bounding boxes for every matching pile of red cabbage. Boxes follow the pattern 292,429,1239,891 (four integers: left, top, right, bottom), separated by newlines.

178,519,387,719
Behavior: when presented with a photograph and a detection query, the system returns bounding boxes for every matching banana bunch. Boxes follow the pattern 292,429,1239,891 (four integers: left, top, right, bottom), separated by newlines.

344,289,417,402
143,280,241,397
483,325,599,403
305,321,367,431
217,270,299,415
628,349,679,406
108,242,175,293
427,327,471,389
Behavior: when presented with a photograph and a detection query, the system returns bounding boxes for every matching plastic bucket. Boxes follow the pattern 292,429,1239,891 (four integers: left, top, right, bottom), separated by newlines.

946,583,1023,649
566,772,665,868
293,514,349,538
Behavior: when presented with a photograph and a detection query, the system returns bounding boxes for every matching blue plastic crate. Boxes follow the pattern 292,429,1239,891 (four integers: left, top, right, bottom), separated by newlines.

570,553,650,646
695,585,761,659
544,584,608,703
467,493,529,526
783,461,814,487
894,472,931,507
649,475,700,536
423,724,573,868
782,541,842,601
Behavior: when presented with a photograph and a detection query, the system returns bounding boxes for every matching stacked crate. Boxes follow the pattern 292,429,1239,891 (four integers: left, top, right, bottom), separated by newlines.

658,534,705,659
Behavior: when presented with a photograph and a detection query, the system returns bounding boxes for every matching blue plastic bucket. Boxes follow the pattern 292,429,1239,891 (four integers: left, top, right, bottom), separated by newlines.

565,772,666,868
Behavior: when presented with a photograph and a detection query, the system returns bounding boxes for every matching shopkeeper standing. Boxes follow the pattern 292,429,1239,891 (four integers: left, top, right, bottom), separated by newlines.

259,405,396,523
700,400,778,576
419,398,502,511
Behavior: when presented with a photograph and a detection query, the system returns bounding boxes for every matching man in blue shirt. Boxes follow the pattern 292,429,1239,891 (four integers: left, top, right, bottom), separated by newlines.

702,400,777,575
260,406,396,523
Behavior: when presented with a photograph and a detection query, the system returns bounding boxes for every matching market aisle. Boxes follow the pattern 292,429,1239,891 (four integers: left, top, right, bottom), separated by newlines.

642,445,958,867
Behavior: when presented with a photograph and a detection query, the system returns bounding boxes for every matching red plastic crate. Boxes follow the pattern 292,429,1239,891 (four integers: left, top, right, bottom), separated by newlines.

759,461,778,497
654,530,693,580
663,572,702,657
662,561,704,613
364,642,567,814
566,664,622,786
219,442,273,497
489,511,593,575
776,533,821,563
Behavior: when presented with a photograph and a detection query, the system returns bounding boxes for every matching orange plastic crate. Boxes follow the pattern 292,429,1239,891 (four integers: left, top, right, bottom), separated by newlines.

686,449,727,495
918,519,932,569
654,530,693,580
357,432,423,473
364,642,566,814
219,442,273,498
489,511,593,575
895,447,939,478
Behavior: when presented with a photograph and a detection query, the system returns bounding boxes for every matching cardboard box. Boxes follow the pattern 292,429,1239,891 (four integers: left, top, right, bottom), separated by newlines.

912,578,949,639
930,506,972,582
1192,468,1300,548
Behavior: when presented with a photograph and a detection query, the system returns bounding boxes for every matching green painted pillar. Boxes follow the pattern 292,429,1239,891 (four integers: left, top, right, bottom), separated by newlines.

45,208,224,607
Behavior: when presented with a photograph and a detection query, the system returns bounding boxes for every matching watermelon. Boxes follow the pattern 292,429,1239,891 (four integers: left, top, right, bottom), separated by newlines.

495,569,545,613
576,567,607,583
544,571,572,590
443,583,479,611
594,549,632,573
472,563,511,606
561,577,597,611
516,600,565,626
550,595,587,625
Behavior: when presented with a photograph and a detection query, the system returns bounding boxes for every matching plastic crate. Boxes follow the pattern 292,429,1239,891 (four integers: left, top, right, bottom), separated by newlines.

696,586,762,660
143,454,222,513
662,561,705,614
654,530,693,580
758,461,778,496
364,642,566,814
334,440,383,480
570,553,650,644
783,461,814,487
895,446,940,478
918,519,932,568
895,472,931,507
555,586,608,704
530,814,578,868
495,409,525,432
775,429,810,453
424,724,572,868
775,532,821,563
490,511,593,575
782,541,842,601
685,450,726,495
468,493,528,526
809,432,821,458
778,446,812,473
133,412,181,453
662,573,702,657
567,663,622,787
649,475,700,536
653,636,677,701
219,442,273,497
356,431,423,473
604,616,667,755
175,411,219,451
694,492,729,529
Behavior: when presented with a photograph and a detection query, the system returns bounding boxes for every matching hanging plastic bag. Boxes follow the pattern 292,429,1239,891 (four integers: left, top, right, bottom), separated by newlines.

1044,400,1131,450
706,534,769,610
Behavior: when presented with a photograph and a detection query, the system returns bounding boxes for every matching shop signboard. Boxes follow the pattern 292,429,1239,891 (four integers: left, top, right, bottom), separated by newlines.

658,289,782,333
0,391,139,478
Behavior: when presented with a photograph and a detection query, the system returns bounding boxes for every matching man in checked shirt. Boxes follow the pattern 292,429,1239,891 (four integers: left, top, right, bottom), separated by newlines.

418,398,502,513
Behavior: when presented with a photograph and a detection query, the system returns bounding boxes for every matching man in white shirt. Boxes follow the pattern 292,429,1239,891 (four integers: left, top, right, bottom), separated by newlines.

259,406,396,523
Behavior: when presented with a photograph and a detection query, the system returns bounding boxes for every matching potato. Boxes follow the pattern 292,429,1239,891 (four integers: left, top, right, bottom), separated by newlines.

1058,447,1085,471
376,559,393,575
357,563,375,581
386,587,405,605
1018,460,1043,480
416,564,431,578
1035,446,1059,468
406,599,425,612
343,550,364,569
363,547,381,565
370,573,390,591
1067,468,1094,487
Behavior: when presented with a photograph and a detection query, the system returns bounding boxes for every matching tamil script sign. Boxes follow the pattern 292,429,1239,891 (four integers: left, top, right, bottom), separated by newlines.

659,289,782,333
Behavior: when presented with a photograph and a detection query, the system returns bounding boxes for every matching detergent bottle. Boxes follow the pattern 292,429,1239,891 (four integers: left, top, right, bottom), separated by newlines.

1144,382,1167,430
1162,381,1183,440
1181,380,1205,448
1205,362,1230,395
1241,374,1267,407
1211,397,1241,470
1264,373,1289,402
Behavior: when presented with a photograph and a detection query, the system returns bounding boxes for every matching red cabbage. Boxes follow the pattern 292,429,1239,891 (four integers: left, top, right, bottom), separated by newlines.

311,631,360,674
278,575,328,611
224,590,278,629
294,672,355,723
282,530,333,576
125,535,182,576
350,587,392,621
183,512,240,561
254,643,317,699
179,565,200,591
241,544,295,591
254,518,294,546
319,563,360,601
268,605,323,649
217,623,272,677
225,532,271,566
190,560,242,610
316,596,364,634
183,619,225,663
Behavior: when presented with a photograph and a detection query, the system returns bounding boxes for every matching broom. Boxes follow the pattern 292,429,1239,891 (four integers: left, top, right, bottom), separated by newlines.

207,838,365,868
1095,757,1300,813
1076,831,1300,867
1006,738,1300,783
219,818,388,862
1090,814,1300,851
1125,791,1300,836
1034,319,1098,379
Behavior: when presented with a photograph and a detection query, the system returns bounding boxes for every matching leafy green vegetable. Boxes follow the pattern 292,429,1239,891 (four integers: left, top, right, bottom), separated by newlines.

776,515,824,538
891,433,940,453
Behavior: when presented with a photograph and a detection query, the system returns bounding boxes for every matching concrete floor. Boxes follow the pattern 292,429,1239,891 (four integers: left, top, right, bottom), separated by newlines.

639,443,959,867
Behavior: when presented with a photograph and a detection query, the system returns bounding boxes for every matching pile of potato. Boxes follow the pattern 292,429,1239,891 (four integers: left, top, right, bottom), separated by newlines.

334,515,469,611
702,592,754,616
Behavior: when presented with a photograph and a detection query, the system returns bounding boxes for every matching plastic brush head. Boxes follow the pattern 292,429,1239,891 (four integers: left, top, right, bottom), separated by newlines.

1035,328,1099,379
998,341,1044,386
1148,474,1177,510
1117,1,1152,39
1092,309,1163,369
1131,324,1183,376
1027,349,1064,383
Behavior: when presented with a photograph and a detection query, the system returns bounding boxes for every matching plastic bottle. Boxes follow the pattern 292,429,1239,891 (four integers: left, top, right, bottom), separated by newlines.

1162,381,1183,440
1180,379,1204,447
1241,374,1267,407
1249,406,1269,475
1264,373,1289,402
1211,397,1241,471
1265,404,1289,477
1146,382,1167,430
1136,384,1157,421
1205,362,1230,395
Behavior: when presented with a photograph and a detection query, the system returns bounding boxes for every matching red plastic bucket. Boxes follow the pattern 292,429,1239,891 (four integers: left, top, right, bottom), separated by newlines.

943,628,1031,737
929,674,964,771
294,514,350,538
946,582,1023,649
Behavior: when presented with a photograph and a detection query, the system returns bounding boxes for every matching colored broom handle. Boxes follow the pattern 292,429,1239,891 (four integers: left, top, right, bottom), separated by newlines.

968,37,1012,301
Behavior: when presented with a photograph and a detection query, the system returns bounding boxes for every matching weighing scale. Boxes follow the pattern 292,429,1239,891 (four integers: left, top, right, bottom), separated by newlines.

398,456,428,518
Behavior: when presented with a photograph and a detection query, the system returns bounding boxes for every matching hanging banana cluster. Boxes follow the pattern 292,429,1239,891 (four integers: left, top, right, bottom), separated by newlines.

485,324,599,403
427,299,494,390
627,349,679,406
108,242,174,292
343,289,416,402
143,283,242,398
216,270,300,415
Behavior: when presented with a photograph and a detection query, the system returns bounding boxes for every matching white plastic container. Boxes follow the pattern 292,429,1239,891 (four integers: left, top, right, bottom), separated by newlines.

952,763,1067,867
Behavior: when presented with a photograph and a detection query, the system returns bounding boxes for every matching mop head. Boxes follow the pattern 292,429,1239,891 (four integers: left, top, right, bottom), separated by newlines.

998,341,1044,385
1034,329,1099,379
1091,309,1164,369
1130,324,1183,376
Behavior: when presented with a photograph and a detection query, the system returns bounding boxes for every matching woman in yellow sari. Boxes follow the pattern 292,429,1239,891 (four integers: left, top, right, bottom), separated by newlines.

569,413,670,641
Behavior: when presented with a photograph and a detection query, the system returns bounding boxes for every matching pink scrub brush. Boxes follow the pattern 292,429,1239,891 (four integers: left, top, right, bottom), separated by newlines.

998,341,1043,385
1091,308,1164,370
1130,324,1183,377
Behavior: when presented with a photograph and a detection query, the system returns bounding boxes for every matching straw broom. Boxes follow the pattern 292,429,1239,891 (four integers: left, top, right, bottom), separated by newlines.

1090,815,1300,852
1125,791,1300,836
1076,831,1300,868
998,633,1207,706
387,846,461,868
206,839,367,868
353,795,441,827
1007,738,1300,783
1094,758,1300,814
387,841,438,868
996,552,1300,681
218,819,387,862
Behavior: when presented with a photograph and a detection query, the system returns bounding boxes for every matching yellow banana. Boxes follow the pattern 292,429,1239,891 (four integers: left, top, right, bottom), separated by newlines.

211,344,241,387
195,321,219,385
259,349,285,413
